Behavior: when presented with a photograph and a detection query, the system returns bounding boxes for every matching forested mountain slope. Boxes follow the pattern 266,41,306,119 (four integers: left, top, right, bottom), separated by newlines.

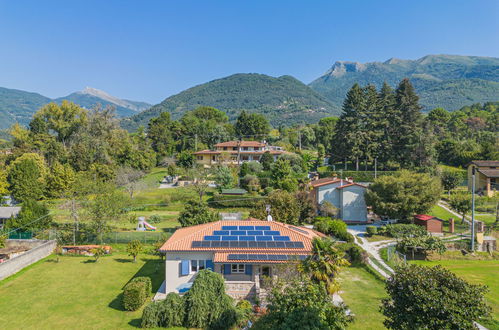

309,55,499,112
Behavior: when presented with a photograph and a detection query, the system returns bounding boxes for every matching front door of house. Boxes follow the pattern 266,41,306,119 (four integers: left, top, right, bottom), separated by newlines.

261,266,271,277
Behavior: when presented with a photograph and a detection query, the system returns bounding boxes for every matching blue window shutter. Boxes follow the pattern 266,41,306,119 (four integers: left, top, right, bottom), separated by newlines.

206,260,214,271
245,264,252,275
224,264,231,274
181,260,189,276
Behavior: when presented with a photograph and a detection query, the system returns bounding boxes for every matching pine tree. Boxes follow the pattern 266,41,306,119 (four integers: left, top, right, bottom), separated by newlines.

361,84,381,168
377,82,397,167
393,79,423,168
332,84,365,169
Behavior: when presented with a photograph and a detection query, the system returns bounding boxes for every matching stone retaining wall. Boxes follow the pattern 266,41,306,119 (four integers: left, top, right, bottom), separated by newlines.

0,239,56,281
225,281,256,300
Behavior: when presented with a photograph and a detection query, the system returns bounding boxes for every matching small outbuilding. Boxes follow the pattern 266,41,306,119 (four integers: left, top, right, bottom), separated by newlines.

413,214,443,233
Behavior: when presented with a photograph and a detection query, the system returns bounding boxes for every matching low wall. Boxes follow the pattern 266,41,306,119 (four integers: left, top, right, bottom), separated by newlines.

0,239,56,281
225,281,256,300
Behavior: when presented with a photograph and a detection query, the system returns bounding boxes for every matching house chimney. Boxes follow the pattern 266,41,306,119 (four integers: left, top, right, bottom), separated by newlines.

347,177,354,183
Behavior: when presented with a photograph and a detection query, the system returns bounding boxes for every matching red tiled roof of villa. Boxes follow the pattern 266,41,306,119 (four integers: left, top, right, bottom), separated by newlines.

215,141,266,148
309,177,341,188
159,219,324,253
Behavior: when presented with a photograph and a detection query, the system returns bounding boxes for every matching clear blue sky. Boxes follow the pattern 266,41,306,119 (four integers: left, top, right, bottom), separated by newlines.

0,0,498,103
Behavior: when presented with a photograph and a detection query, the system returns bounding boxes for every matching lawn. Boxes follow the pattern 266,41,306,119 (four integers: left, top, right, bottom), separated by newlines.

411,259,499,328
0,252,164,329
429,204,469,233
338,266,387,330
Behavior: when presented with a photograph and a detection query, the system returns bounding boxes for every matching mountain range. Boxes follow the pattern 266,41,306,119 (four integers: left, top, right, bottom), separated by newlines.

1,54,498,131
310,54,499,112
0,87,151,129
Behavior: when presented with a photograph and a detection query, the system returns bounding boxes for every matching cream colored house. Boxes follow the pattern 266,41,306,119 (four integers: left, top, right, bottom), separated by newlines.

467,160,498,197
193,141,284,167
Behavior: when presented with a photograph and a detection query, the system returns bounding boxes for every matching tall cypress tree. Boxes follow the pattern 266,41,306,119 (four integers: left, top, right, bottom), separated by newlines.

393,78,423,168
331,84,365,169
362,84,381,169
377,82,397,167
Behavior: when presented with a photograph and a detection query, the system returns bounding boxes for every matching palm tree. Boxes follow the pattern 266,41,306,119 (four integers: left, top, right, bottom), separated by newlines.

300,237,350,294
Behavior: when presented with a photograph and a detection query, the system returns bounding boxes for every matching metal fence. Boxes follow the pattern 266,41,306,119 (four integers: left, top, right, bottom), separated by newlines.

386,245,407,266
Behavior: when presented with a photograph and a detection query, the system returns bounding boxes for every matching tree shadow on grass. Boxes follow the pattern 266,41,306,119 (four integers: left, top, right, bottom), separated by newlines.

128,318,142,328
114,258,133,263
108,258,165,312
82,259,96,263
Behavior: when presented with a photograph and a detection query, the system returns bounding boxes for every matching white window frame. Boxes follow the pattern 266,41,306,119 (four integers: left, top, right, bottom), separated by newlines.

190,260,206,273
231,264,245,273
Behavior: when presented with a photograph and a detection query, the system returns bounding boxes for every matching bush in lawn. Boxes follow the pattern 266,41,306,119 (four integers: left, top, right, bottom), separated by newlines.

314,218,353,242
381,264,491,329
123,281,147,311
142,292,186,328
184,269,236,329
123,277,151,311
147,215,163,224
141,302,162,328
366,226,378,236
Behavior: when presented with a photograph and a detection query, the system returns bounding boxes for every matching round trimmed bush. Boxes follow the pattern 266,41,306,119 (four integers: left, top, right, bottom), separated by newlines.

123,281,147,311
366,226,378,236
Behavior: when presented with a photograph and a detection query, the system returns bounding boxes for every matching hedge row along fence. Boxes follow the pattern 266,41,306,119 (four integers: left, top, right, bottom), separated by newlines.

123,277,152,311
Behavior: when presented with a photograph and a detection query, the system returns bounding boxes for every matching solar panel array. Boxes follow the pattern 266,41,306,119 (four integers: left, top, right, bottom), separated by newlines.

191,241,305,249
190,224,306,249
227,254,308,261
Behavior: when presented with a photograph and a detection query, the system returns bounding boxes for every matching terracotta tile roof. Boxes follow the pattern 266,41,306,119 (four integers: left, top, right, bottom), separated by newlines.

159,219,322,253
478,169,499,178
215,141,266,147
414,214,441,221
309,177,341,188
469,160,499,167
336,182,368,189
193,150,283,155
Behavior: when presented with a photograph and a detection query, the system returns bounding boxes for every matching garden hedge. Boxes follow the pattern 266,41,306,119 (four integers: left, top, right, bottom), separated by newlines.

123,277,151,311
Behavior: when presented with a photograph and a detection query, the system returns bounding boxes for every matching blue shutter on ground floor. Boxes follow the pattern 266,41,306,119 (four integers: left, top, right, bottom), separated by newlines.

206,260,214,271
181,260,189,276
224,264,231,274
245,264,252,275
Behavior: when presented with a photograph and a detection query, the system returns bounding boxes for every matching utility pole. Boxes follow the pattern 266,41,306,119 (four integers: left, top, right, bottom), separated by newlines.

471,167,476,251
298,130,302,151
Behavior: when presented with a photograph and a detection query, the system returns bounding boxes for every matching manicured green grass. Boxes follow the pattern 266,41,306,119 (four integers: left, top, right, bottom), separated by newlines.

365,234,393,242
411,259,499,326
430,204,469,233
0,252,164,329
338,266,387,330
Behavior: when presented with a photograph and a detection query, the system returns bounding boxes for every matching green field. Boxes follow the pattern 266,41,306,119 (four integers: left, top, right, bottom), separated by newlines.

338,267,387,330
0,252,164,329
411,259,499,328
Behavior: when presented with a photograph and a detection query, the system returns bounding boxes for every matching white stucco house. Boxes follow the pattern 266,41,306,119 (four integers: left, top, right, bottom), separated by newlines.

309,177,368,223
156,219,325,300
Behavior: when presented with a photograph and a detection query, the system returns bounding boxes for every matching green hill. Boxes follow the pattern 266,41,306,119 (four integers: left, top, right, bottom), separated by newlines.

0,86,150,129
122,73,338,130
309,54,499,112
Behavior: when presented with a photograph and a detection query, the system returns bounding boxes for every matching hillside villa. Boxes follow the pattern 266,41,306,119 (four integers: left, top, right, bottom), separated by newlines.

157,218,324,300
309,177,368,223
193,140,284,167
467,160,498,197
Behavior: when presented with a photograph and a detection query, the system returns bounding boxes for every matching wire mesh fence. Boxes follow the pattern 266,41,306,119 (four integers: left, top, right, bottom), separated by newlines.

386,245,407,267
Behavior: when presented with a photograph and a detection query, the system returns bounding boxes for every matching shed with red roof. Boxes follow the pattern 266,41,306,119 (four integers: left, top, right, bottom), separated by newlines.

413,214,443,233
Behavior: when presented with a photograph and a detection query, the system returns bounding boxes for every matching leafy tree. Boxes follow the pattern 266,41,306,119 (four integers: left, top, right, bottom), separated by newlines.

46,161,75,198
300,238,350,294
213,166,234,189
253,277,353,330
147,112,176,158
235,110,270,139
449,192,472,224
294,190,316,223
82,182,129,242
381,265,491,329
250,189,300,224
127,240,143,262
397,236,446,257
5,199,52,232
0,168,9,197
115,167,145,199
440,170,462,196
270,159,297,192
260,151,274,171
318,201,339,218
314,117,338,152
239,161,262,177
90,247,106,262
176,151,195,169
7,153,48,201
365,170,442,221
178,200,218,227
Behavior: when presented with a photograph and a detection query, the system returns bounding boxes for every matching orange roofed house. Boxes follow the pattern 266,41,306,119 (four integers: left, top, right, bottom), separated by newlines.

193,140,284,167
157,219,324,300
